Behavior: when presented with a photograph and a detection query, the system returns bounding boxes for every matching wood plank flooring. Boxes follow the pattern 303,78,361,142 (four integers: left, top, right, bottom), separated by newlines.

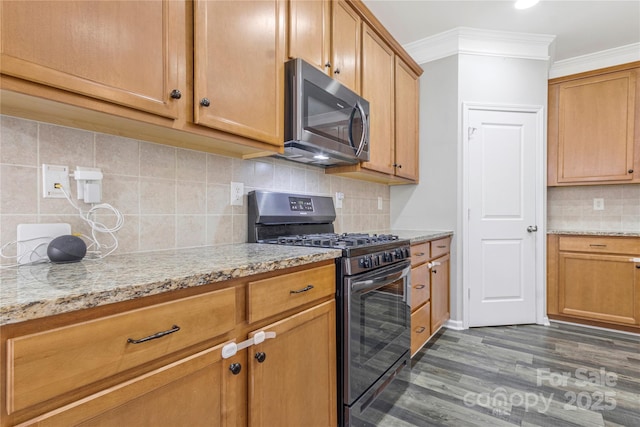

366,322,640,427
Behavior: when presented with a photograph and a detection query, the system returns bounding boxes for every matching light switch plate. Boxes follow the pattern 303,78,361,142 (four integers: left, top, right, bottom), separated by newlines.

335,192,344,209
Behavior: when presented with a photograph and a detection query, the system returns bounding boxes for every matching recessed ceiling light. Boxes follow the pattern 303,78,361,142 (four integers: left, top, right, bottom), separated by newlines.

515,0,540,9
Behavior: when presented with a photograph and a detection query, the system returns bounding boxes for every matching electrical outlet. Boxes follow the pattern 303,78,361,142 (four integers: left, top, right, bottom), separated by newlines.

593,198,604,211
377,197,383,210
42,164,70,198
230,182,244,206
335,192,344,209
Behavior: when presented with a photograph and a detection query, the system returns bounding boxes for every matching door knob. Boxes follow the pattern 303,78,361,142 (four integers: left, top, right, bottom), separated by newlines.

229,363,242,375
527,225,538,233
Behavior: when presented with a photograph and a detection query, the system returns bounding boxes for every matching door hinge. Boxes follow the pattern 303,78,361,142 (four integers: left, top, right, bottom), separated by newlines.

468,288,471,299
468,127,477,139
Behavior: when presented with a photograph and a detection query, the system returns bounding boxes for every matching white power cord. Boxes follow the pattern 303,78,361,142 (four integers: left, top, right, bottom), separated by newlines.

58,184,124,259
0,238,51,268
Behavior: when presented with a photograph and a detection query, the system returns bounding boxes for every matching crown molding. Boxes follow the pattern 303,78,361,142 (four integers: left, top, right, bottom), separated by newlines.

548,43,640,78
404,27,556,65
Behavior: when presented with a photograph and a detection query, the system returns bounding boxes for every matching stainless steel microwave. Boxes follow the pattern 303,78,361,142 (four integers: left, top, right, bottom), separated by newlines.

281,58,370,167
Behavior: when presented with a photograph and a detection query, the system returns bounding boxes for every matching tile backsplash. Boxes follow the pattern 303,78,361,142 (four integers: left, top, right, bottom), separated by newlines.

547,185,640,232
0,115,390,263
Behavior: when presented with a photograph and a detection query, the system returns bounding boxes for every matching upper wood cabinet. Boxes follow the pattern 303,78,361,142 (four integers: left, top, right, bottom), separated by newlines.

331,0,361,93
288,0,360,93
326,25,420,185
548,63,640,186
361,23,396,176
394,56,420,181
194,0,285,146
0,0,182,119
288,0,331,73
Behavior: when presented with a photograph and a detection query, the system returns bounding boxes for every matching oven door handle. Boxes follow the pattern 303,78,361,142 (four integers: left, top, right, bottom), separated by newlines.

350,264,410,294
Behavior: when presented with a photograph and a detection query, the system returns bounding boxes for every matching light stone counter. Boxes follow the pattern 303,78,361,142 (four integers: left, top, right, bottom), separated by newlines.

392,230,454,245
547,230,640,238
0,244,342,326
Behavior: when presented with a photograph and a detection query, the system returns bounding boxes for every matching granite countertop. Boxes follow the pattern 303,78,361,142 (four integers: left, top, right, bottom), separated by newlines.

547,230,640,237
391,230,454,245
0,244,342,326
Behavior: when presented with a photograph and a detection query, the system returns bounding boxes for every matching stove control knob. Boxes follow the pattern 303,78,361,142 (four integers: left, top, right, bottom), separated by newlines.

394,249,402,260
373,255,380,267
383,252,392,262
363,256,372,268
403,248,410,258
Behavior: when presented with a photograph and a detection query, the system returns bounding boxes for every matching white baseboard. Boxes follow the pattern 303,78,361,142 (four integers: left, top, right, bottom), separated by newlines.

444,319,465,330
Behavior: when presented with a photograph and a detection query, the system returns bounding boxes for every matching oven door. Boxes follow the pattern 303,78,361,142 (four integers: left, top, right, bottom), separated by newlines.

344,260,411,406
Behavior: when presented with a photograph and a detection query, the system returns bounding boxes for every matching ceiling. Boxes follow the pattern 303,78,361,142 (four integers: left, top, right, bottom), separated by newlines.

361,0,640,63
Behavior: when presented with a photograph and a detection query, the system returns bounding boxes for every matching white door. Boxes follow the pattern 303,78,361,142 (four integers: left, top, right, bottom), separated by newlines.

467,108,538,327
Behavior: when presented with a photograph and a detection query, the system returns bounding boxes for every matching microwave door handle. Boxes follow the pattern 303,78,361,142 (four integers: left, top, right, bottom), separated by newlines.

354,102,368,158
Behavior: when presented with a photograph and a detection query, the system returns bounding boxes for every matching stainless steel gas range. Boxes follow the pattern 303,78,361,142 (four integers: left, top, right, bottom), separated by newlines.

248,190,411,426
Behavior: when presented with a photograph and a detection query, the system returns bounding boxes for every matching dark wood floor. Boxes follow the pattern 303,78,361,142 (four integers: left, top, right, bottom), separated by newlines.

368,322,640,427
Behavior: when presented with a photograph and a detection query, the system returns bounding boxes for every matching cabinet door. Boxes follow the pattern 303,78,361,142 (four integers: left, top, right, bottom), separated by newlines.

288,0,331,73
430,254,450,334
194,0,285,146
554,69,637,183
559,253,640,325
331,0,361,93
361,24,395,176
19,345,237,427
0,0,181,119
248,300,337,427
394,56,419,181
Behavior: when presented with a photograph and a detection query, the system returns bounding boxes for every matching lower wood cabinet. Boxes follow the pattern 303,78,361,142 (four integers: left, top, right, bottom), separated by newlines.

248,300,336,427
409,236,451,357
1,262,337,427
548,234,640,331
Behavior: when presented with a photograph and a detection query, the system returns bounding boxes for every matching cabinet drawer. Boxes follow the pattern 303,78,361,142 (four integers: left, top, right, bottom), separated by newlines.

247,264,335,323
7,287,236,413
410,302,430,356
411,264,430,309
430,237,451,259
559,236,640,255
411,243,430,267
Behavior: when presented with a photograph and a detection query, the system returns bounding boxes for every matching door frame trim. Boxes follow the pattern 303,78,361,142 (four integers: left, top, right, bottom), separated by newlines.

461,102,548,329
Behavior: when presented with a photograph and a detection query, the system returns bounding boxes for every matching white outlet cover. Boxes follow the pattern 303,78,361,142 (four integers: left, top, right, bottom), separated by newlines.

593,198,605,211
377,197,383,210
230,182,244,206
42,164,70,198
16,223,71,264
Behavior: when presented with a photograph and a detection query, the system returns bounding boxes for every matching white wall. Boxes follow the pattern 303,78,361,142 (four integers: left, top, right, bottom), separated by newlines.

391,53,548,324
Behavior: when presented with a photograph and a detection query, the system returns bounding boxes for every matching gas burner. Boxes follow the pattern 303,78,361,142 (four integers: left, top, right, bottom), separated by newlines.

272,232,399,249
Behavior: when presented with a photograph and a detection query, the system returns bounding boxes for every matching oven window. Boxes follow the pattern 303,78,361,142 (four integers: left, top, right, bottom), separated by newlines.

303,80,355,148
347,269,410,402
358,281,406,361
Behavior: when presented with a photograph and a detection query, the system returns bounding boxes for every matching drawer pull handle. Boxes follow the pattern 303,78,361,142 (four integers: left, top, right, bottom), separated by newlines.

415,326,426,333
589,244,607,247
290,284,314,294
437,245,446,249
415,284,425,289
127,325,180,344
415,252,425,257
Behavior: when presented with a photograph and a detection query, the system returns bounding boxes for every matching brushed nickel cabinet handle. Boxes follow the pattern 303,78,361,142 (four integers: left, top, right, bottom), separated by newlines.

127,325,180,344
290,284,314,294
437,245,446,249
415,326,426,333
414,252,425,257
414,284,425,289
589,244,607,248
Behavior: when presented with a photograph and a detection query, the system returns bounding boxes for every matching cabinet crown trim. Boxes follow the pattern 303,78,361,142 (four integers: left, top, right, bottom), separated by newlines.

404,27,555,65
